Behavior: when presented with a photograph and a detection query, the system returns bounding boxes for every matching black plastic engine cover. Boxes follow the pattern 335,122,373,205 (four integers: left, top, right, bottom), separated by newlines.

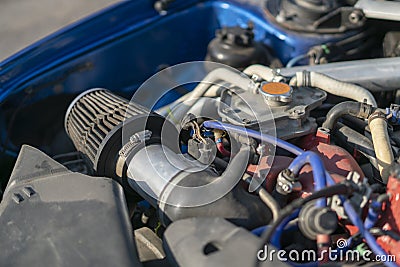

0,145,141,267
163,217,288,267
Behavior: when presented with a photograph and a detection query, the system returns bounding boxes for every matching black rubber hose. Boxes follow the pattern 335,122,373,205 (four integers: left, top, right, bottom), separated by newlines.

259,181,357,245
341,115,368,132
258,188,280,223
334,123,379,170
322,101,372,131
370,228,400,241
242,173,280,222
255,181,358,266
160,146,273,229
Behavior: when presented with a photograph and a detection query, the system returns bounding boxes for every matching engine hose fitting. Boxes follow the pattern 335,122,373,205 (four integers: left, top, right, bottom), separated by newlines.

368,110,387,124
273,169,302,207
291,71,377,107
277,169,301,194
299,201,338,240
322,101,373,130
368,111,395,182
301,70,311,87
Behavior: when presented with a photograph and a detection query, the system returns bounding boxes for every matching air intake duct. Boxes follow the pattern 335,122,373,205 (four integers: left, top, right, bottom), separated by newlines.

65,89,271,229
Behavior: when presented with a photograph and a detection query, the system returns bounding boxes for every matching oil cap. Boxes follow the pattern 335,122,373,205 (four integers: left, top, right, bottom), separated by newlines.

259,82,293,106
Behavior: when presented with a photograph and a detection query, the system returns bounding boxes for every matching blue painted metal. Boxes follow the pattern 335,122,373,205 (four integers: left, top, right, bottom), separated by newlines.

0,0,355,104
0,0,357,156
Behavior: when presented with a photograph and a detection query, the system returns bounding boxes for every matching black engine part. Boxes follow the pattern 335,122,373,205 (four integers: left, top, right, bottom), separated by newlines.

154,146,272,229
205,24,275,69
298,201,338,240
0,145,140,267
163,217,288,267
265,0,366,33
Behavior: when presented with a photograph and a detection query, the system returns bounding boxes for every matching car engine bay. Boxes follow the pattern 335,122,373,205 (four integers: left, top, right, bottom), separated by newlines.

1,0,400,266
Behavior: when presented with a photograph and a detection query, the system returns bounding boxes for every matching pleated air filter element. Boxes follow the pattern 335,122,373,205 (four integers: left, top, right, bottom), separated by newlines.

64,88,170,177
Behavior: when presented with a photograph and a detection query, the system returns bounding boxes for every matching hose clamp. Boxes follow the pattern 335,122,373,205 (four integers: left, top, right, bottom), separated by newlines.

358,102,373,119
276,169,302,195
368,111,387,124
302,70,311,87
116,130,152,177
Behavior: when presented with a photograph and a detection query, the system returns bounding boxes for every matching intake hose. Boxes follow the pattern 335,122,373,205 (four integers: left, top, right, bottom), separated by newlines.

322,101,373,131
279,57,400,92
368,112,394,182
186,68,254,99
243,64,284,82
157,67,256,116
290,71,377,107
127,144,272,229
65,89,271,229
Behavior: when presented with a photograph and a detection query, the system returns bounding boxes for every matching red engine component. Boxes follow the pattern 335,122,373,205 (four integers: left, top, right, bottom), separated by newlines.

298,131,364,195
294,142,362,198
247,155,293,192
377,170,400,264
247,130,364,197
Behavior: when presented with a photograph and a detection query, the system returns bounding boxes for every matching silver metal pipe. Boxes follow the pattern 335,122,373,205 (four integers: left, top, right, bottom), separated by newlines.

355,0,400,21
278,57,400,92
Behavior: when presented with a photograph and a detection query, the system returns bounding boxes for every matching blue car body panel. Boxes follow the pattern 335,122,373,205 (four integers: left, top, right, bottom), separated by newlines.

0,0,353,156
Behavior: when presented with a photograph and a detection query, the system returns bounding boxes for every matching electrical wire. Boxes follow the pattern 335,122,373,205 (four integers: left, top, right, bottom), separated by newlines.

203,121,328,206
216,139,231,157
258,188,280,222
364,200,383,230
252,223,298,238
343,200,397,267
370,228,400,241
287,151,328,207
270,209,300,248
259,182,356,244
286,54,309,68
255,182,356,267
202,120,304,155
203,121,395,267
326,175,397,267
191,121,206,143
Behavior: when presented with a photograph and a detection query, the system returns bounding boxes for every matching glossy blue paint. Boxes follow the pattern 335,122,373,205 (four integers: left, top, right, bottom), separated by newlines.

0,0,354,105
0,0,356,156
